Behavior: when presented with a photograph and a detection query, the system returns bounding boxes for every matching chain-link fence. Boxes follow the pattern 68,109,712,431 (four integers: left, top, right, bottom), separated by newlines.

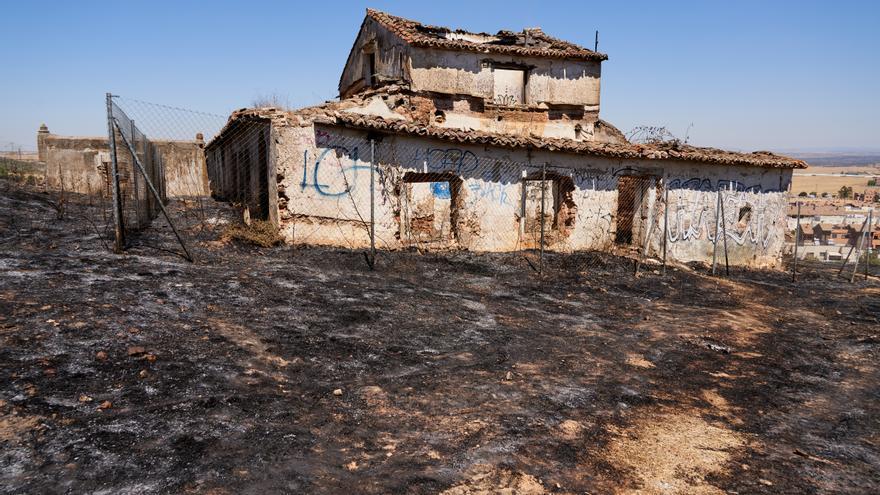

787,203,878,281
197,120,682,277
95,94,231,260
45,94,868,286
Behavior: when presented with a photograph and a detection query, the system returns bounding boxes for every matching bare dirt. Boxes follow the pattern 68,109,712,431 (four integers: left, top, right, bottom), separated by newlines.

1,178,878,494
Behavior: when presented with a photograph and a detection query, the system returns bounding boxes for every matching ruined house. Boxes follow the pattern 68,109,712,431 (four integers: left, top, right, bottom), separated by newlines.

205,9,806,267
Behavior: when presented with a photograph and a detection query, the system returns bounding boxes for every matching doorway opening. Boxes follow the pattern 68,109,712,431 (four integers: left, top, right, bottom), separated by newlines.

615,175,655,245
401,172,461,245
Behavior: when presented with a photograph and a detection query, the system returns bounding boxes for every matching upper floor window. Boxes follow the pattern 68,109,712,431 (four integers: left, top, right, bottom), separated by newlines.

492,67,525,106
363,51,377,87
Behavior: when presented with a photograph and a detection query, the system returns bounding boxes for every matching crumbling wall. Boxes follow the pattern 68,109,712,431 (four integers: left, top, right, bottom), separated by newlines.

409,48,601,109
43,135,119,195
656,164,791,267
205,121,271,220
339,17,411,98
271,122,791,267
150,140,209,197
39,128,208,197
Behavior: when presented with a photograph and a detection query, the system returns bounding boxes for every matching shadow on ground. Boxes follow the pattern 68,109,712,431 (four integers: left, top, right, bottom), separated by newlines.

1,179,878,494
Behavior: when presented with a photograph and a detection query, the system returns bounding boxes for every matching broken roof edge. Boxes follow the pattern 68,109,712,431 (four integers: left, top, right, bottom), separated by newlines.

365,9,608,62
209,99,806,170
318,113,806,170
204,107,291,150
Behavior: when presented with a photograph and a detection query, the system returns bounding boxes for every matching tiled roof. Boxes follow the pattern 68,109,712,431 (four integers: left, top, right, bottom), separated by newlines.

366,9,608,62
321,112,807,169
209,102,806,169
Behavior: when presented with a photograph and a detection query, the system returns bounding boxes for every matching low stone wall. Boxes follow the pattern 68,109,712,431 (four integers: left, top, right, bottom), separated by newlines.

37,126,209,197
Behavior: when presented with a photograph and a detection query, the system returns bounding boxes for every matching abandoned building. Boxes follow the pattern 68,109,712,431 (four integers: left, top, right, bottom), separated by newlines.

205,9,806,267
38,123,209,198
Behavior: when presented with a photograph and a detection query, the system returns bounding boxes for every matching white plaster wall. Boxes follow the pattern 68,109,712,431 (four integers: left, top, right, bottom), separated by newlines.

271,123,792,266
408,48,601,108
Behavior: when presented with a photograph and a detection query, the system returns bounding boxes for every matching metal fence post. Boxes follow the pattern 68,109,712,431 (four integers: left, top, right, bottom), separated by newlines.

105,93,125,253
130,119,141,227
838,216,868,278
539,162,546,275
635,178,658,277
720,186,730,276
662,183,669,275
369,139,376,269
711,188,721,275
112,118,193,262
792,201,801,281
850,227,865,283
865,210,873,280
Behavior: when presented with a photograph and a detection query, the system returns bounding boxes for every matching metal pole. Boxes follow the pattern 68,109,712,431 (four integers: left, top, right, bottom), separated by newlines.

711,188,721,275
850,227,865,283
662,183,669,276
113,118,193,262
865,210,873,280
719,188,730,276
792,201,801,282
539,162,546,275
105,93,125,253
130,119,142,228
635,189,655,278
369,139,376,269
838,217,868,277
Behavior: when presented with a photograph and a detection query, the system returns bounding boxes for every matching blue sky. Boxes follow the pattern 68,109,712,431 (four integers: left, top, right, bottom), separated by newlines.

1,0,877,152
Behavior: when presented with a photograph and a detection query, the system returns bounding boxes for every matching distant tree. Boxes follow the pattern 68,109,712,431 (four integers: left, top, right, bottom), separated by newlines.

868,179,877,186
798,191,808,197
809,191,817,197
838,185,853,199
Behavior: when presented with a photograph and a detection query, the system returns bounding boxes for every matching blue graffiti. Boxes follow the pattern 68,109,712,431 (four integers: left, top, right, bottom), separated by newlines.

414,148,479,175
301,146,370,197
467,182,510,206
431,181,451,199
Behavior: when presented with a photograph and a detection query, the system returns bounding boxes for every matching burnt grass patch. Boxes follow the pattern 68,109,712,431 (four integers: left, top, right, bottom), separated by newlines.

1,178,879,494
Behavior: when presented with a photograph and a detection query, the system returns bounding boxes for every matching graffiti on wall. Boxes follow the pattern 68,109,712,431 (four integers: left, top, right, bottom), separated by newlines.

466,182,511,206
413,148,479,175
300,145,371,197
666,185,778,248
667,178,780,194
431,181,451,199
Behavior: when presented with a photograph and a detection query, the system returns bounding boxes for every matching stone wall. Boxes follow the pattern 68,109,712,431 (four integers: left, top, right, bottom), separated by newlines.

37,125,209,197
266,122,791,267
205,121,276,224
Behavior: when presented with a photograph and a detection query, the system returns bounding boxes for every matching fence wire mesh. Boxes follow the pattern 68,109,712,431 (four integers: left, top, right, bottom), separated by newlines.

200,120,674,278
46,93,871,288
787,204,878,281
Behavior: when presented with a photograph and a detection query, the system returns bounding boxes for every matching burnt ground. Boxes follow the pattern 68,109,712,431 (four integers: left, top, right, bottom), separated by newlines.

1,178,878,494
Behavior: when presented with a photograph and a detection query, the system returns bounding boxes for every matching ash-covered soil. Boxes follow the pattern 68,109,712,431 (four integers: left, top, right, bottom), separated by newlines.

1,179,878,494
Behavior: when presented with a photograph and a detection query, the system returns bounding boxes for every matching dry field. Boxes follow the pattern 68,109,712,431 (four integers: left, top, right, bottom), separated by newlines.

793,165,880,196
1,179,879,494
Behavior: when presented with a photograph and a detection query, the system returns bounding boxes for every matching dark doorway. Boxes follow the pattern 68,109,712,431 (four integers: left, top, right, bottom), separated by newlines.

257,128,269,219
615,175,653,245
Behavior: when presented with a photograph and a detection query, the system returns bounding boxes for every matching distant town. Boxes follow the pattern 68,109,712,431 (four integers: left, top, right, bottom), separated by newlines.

787,162,879,261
